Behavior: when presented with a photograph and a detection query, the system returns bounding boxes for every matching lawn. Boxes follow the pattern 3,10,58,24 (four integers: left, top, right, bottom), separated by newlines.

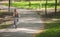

3,1,60,9
36,23,60,37
36,12,60,37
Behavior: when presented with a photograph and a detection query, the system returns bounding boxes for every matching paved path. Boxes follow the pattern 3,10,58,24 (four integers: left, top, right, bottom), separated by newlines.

0,5,44,37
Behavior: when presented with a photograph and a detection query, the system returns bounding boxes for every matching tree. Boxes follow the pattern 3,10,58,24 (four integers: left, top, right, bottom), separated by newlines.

29,0,31,8
59,0,60,4
55,0,57,15
40,0,42,8
8,0,11,12
45,0,48,17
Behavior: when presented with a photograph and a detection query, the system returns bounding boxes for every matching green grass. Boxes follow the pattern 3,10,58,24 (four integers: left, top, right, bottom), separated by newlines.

36,23,60,37
36,12,60,37
0,24,10,29
3,1,60,9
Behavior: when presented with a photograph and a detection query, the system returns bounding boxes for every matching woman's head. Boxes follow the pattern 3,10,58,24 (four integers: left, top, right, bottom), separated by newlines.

14,8,17,12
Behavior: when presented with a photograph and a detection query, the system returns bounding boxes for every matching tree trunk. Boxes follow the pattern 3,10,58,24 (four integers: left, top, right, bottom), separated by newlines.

59,0,60,5
29,0,31,8
8,0,11,12
45,0,47,17
55,0,57,15
40,0,42,9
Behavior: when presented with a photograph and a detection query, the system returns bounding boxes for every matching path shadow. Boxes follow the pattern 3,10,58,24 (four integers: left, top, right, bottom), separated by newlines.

0,32,34,37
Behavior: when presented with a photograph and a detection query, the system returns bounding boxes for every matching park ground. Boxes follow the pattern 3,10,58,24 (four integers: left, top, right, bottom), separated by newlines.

0,1,60,37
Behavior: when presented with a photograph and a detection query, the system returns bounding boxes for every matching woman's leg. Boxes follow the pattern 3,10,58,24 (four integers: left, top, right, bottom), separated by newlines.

17,18,19,22
14,17,17,28
16,17,19,25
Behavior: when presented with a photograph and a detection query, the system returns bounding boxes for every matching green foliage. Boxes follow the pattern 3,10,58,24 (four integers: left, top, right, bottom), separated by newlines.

3,1,60,9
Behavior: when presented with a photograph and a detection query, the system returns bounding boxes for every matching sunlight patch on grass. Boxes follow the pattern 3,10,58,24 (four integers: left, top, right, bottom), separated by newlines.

3,1,60,9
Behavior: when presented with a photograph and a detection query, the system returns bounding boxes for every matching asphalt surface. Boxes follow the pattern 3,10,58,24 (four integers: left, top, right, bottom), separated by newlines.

0,5,44,37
